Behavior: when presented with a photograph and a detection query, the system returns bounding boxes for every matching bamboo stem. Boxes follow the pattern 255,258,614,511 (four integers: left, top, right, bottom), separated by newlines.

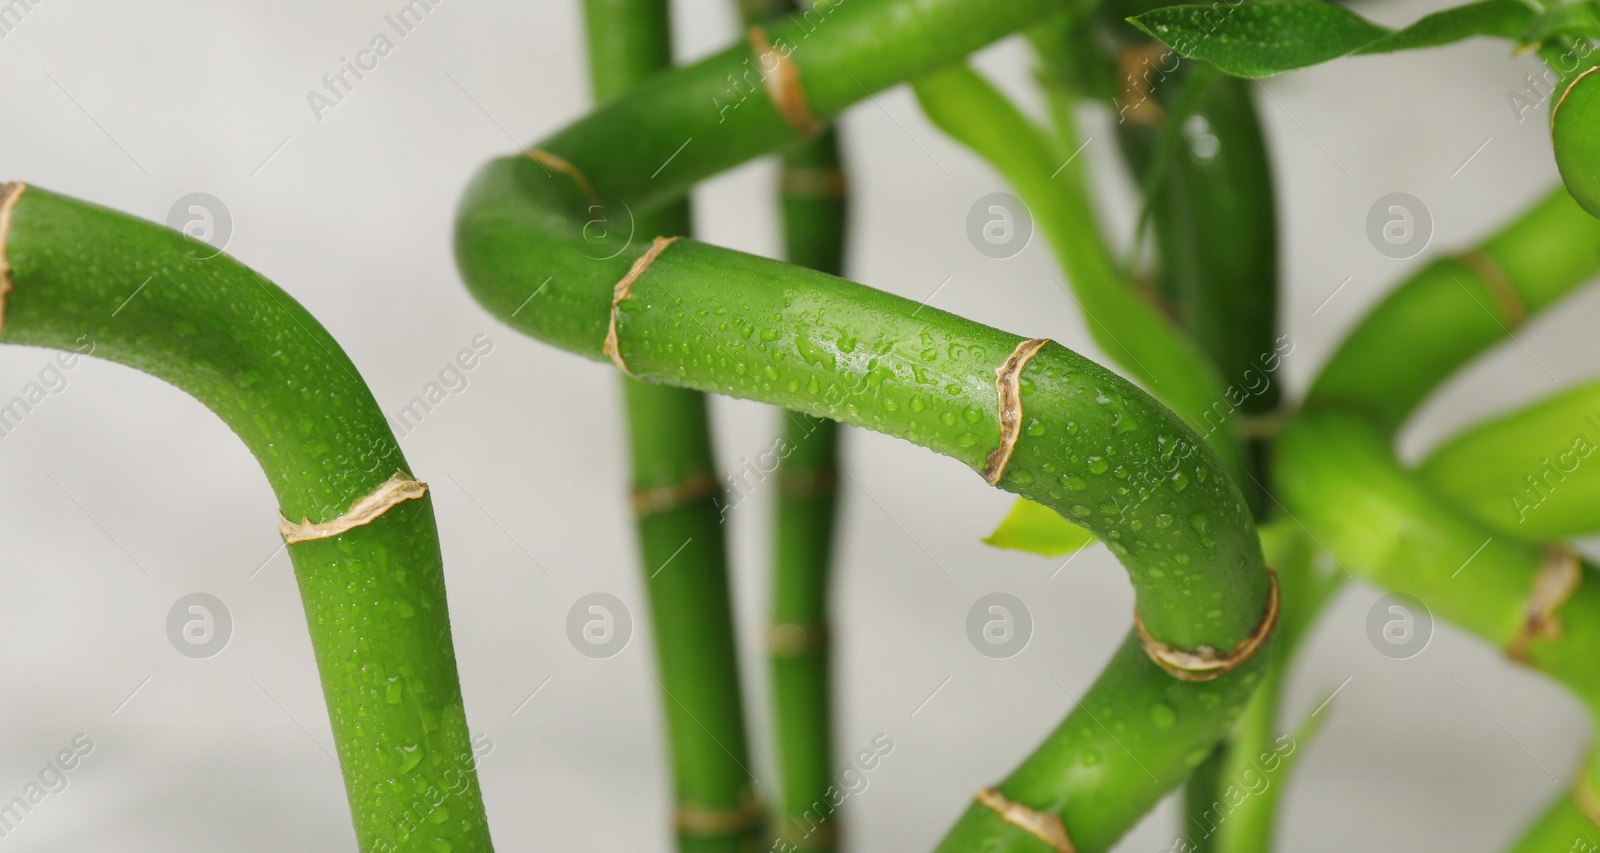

909,62,1243,480
771,76,850,853
581,1,762,850
2,184,493,852
452,6,1274,844
1419,378,1600,540
1309,187,1600,429
734,4,852,849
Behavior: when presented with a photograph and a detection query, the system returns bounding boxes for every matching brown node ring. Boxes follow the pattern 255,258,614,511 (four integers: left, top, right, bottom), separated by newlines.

974,788,1075,853
1136,566,1280,681
0,181,27,332
674,790,765,837
780,166,848,199
748,26,823,137
1455,248,1526,330
603,235,680,378
1507,544,1582,665
527,149,598,207
631,470,720,517
279,470,429,544
982,338,1051,487
778,465,838,499
768,622,829,656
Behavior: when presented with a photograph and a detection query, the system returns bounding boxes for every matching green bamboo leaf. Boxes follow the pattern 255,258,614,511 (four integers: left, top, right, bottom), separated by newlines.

1129,2,1390,77
1128,0,1532,78
1522,1,1600,44
1355,0,1534,54
983,498,1096,557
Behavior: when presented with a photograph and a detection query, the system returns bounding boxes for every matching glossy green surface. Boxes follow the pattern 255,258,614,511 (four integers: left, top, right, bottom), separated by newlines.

1421,378,1600,539
453,18,1273,835
5,186,491,852
1310,188,1600,430
582,1,759,850
1553,65,1600,219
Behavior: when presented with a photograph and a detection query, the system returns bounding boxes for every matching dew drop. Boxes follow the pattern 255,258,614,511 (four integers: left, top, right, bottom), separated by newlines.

1150,702,1177,729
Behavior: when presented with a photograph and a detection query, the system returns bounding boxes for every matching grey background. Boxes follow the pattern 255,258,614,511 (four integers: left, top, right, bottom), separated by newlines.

0,0,1596,849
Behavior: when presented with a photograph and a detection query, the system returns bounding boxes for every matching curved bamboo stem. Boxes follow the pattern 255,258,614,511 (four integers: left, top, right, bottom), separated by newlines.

1419,378,1600,541
451,3,1274,847
1309,187,1600,430
1,183,492,852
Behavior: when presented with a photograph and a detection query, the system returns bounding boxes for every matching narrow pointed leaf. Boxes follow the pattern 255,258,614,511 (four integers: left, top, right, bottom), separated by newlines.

1128,2,1390,77
1355,0,1534,54
1129,0,1531,78
984,498,1096,557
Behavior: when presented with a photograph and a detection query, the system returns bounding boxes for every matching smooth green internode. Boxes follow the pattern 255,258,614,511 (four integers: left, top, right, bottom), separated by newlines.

1553,65,1600,218
452,3,1275,847
2,183,492,852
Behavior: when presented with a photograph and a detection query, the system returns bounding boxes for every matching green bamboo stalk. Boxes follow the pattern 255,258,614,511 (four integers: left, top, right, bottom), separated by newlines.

452,9,1276,846
1285,189,1600,694
1284,183,1600,853
767,132,847,851
1308,187,1600,429
1278,408,1600,701
909,62,1244,479
581,1,762,850
1,184,491,852
731,3,851,849
1506,745,1600,853
1182,521,1342,853
1418,379,1600,540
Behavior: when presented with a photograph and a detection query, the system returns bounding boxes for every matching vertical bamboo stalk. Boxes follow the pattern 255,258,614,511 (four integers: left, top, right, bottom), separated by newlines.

723,2,850,846
582,2,762,851
770,129,848,851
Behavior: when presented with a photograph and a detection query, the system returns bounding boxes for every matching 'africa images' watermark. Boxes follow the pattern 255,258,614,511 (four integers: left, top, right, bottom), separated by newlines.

0,733,95,840
304,0,447,122
712,0,848,123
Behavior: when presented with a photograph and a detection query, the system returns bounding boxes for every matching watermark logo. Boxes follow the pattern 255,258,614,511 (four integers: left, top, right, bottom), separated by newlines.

167,593,233,659
1366,193,1432,260
966,592,1033,659
572,198,636,261
566,593,632,659
388,333,496,437
1366,592,1432,659
966,192,1032,259
166,193,231,260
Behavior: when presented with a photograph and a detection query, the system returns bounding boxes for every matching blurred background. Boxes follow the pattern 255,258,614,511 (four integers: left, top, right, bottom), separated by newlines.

0,0,1596,849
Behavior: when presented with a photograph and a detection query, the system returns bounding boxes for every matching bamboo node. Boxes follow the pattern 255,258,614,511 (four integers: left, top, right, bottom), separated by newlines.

527,149,598,207
603,236,680,378
1240,407,1293,441
1136,566,1279,681
749,26,822,137
279,470,428,544
1115,43,1173,127
1573,754,1600,829
778,465,838,499
768,622,829,656
674,790,765,836
1507,544,1582,665
776,817,838,850
631,471,720,516
780,166,848,199
0,182,27,333
974,788,1075,853
982,338,1052,486
1454,248,1526,330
